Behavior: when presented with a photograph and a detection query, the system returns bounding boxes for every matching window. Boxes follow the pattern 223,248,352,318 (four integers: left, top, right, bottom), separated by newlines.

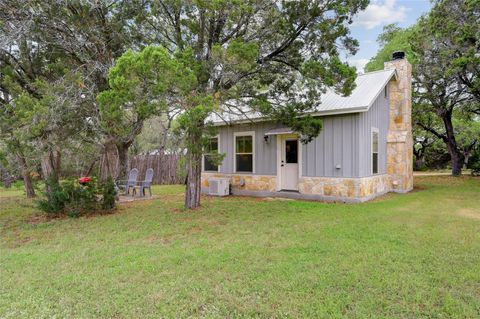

285,140,298,163
203,137,219,171
384,85,388,98
372,128,379,174
234,132,254,173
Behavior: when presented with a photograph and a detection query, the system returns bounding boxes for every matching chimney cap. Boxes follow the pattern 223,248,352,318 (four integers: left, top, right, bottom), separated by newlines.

392,51,405,60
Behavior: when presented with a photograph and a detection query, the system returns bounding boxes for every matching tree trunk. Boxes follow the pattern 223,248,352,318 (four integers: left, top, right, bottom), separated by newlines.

17,154,35,198
116,143,130,181
41,150,60,183
463,151,470,170
41,152,58,195
100,139,118,180
449,149,463,176
463,142,477,169
185,151,202,209
84,156,99,177
185,128,203,209
442,113,463,176
54,150,61,178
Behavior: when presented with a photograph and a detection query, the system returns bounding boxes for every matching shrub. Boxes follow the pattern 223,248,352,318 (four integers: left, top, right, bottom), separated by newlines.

38,176,116,217
62,178,98,214
38,178,69,214
471,161,480,176
101,176,116,210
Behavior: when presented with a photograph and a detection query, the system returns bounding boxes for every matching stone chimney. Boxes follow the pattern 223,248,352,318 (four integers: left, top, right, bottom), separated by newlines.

384,52,413,192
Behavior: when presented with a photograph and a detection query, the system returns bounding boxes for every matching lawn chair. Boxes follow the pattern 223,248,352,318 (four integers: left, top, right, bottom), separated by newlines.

133,168,154,197
117,168,139,195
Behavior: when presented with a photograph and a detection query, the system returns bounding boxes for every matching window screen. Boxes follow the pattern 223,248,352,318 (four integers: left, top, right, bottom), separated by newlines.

204,138,218,171
235,135,253,172
372,130,379,174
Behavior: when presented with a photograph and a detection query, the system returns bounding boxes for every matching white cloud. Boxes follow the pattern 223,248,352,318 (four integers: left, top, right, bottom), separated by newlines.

347,58,370,73
352,0,408,30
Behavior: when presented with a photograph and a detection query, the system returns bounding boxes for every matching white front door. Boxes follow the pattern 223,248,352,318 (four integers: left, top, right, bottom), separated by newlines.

280,136,299,190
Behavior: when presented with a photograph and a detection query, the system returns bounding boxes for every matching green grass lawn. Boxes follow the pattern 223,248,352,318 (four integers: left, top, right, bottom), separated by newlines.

1,176,479,318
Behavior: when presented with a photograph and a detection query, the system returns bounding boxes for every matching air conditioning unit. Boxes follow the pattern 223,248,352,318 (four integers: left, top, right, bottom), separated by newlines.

208,178,230,196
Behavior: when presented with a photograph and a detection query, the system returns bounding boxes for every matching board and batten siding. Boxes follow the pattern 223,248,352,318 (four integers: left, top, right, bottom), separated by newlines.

214,87,390,178
301,89,390,178
357,88,389,177
218,122,280,175
301,113,360,177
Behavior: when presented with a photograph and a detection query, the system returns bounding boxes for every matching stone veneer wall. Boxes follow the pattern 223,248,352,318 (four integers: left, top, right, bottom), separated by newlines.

202,172,391,201
201,173,277,192
384,58,414,192
298,175,391,200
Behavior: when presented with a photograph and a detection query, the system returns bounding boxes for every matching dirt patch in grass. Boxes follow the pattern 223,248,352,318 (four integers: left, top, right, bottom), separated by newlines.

411,184,428,192
188,226,202,234
144,235,173,245
84,209,119,218
457,208,480,220
27,214,56,225
154,194,184,204
119,199,155,210
6,235,32,248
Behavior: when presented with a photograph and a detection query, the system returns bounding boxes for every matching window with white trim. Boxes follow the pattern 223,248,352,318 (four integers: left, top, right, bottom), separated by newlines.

372,128,379,174
235,133,254,173
203,137,219,171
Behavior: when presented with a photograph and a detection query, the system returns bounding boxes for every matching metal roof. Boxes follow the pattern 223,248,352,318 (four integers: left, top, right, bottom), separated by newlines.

209,68,396,125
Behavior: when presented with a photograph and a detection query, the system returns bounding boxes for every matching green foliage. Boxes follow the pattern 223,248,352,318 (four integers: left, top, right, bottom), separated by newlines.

11,180,25,190
98,46,197,142
365,24,416,72
453,118,480,150
176,156,188,183
38,178,69,214
62,178,99,216
101,177,116,210
470,161,480,176
222,38,259,73
470,165,480,176
426,0,480,102
367,3,479,174
37,177,116,216
143,0,367,143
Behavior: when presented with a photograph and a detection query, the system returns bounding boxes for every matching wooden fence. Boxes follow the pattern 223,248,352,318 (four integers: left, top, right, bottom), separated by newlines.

129,154,184,185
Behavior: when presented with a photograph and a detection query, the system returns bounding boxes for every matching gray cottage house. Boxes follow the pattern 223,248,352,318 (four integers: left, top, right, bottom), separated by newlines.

201,53,413,202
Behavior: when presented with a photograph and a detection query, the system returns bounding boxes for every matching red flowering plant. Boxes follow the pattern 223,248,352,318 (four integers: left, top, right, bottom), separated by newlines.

79,176,92,185
39,175,116,217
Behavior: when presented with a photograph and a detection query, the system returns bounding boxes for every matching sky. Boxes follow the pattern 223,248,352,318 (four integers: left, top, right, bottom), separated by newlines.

346,0,432,72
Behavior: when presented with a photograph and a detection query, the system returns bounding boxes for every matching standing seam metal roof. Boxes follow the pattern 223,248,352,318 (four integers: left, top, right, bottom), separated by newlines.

209,68,396,125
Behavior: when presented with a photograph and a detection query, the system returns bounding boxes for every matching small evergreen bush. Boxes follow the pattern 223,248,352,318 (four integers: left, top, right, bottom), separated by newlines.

38,176,116,217
101,176,116,210
38,178,69,214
